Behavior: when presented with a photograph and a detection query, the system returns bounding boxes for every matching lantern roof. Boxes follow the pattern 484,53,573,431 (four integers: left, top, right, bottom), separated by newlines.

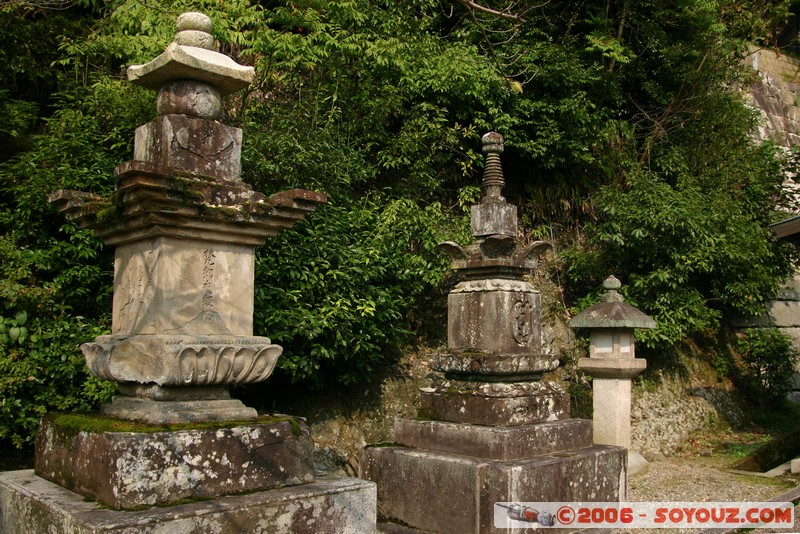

569,276,657,329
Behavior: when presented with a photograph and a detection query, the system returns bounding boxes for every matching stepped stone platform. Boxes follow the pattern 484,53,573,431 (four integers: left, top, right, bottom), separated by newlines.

0,469,375,534
362,418,626,534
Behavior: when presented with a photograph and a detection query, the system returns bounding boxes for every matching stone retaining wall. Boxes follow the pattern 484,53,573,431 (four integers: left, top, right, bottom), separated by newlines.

741,48,800,394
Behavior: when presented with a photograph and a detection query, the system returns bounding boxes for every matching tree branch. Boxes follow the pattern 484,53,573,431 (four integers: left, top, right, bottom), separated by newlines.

453,0,527,23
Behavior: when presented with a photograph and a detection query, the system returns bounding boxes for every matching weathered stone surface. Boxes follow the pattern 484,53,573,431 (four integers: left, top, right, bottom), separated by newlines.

393,418,592,460
128,42,255,96
378,523,420,534
628,450,649,476
777,275,800,300
173,13,215,50
432,350,559,378
446,279,544,358
578,357,647,379
111,238,255,335
84,335,281,386
50,163,329,248
470,202,517,238
34,415,315,509
570,276,657,330
99,397,258,424
591,378,634,448
0,470,376,534
419,380,570,426
361,444,626,534
156,80,222,119
767,300,800,327
134,114,243,181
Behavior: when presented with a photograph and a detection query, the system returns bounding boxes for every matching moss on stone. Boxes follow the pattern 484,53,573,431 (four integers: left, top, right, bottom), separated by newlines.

417,407,435,420
364,442,401,448
166,175,206,203
285,417,303,438
198,204,251,221
48,412,303,436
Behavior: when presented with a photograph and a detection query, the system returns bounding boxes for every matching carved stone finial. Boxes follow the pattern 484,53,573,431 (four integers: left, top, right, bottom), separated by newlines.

601,275,624,303
481,131,505,202
127,12,254,98
174,12,215,49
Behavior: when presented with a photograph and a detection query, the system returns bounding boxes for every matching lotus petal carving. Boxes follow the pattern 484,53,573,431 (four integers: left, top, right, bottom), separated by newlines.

177,343,281,384
81,334,282,386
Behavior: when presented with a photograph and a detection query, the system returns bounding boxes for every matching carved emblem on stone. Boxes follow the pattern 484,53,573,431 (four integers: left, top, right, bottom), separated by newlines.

512,299,533,345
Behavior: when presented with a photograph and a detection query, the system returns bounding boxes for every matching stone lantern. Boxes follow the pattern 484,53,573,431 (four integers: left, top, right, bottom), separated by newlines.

569,275,656,474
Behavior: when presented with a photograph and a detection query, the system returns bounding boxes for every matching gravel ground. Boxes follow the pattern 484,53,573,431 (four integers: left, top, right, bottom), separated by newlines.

609,454,800,533
628,456,794,502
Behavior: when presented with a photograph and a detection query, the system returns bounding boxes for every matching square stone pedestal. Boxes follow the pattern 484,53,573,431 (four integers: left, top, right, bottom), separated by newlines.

0,470,376,534
34,414,316,509
2,413,377,532
361,418,626,534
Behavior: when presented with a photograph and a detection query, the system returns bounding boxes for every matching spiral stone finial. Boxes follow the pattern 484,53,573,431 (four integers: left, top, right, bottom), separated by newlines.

481,132,505,202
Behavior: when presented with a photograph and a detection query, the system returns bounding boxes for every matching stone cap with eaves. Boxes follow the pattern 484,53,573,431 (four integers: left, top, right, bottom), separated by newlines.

127,12,254,96
568,275,657,329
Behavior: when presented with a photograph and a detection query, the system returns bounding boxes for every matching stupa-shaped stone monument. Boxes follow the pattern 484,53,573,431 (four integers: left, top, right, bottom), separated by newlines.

0,12,375,532
362,133,627,533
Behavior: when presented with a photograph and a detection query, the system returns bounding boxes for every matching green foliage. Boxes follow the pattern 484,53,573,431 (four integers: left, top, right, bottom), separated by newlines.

735,328,799,407
0,230,116,446
0,313,115,447
566,102,795,346
0,0,798,446
562,0,797,347
255,197,468,386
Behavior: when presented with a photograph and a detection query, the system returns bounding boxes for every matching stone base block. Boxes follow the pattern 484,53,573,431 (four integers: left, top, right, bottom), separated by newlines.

394,418,592,460
134,114,243,182
419,380,569,426
361,444,626,534
99,396,259,424
35,414,314,509
0,470,376,534
431,351,559,379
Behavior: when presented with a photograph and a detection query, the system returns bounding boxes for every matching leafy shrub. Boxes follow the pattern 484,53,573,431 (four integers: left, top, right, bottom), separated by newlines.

735,328,799,407
254,196,468,387
0,313,116,447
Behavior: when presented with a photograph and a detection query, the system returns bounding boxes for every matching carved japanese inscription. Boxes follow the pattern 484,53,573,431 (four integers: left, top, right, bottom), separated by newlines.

111,238,254,336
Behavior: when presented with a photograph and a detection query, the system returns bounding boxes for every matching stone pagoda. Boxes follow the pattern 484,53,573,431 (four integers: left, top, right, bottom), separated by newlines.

0,13,375,532
362,132,627,533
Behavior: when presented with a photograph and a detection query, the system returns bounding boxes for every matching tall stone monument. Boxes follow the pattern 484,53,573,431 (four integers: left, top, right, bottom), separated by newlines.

0,12,376,533
361,133,627,533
